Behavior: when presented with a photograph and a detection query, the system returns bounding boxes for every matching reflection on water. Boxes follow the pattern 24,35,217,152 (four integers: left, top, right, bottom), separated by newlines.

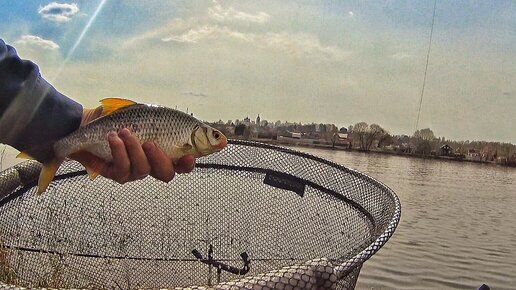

290,146,516,290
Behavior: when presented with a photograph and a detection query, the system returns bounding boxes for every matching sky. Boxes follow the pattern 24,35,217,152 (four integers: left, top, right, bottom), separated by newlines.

0,0,515,143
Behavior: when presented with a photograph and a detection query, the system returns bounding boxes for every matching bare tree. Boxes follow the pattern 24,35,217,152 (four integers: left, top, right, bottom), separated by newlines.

377,133,394,148
352,122,369,150
366,124,386,150
413,128,436,141
412,128,436,155
351,122,386,151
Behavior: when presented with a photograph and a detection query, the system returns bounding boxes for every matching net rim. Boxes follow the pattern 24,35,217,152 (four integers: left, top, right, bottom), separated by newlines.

0,139,401,288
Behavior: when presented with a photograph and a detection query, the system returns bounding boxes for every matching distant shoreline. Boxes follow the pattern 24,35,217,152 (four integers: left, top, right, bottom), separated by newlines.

243,138,514,167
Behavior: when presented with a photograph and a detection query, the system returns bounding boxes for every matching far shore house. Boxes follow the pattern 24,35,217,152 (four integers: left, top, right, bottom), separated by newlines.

289,131,302,139
467,148,481,161
439,144,453,156
333,132,352,147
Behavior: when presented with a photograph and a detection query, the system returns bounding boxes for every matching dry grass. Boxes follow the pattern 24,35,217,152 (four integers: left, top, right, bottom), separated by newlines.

33,256,67,288
0,237,70,288
0,238,18,284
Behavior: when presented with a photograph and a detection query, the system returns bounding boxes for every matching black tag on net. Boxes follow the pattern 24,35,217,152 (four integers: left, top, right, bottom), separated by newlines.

264,172,306,197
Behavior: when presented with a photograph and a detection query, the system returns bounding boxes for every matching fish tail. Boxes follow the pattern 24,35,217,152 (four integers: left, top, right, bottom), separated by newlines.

37,157,65,194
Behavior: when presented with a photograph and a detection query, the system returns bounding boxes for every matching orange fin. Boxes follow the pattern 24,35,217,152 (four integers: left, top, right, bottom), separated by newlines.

85,162,102,180
37,158,64,194
69,151,104,180
17,151,35,160
99,98,137,116
81,106,104,126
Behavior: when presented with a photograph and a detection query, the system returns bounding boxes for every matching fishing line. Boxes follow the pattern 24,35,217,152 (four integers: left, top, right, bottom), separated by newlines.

415,0,437,131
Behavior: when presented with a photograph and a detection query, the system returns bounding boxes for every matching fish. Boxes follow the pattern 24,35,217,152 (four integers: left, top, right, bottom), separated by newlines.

17,98,228,194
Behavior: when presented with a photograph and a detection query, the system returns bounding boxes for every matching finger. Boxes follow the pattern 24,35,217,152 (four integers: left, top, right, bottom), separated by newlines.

119,128,150,180
108,130,131,182
175,155,195,174
143,141,175,182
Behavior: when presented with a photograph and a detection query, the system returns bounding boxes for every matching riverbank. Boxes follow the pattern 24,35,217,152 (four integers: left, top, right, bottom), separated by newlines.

244,137,515,167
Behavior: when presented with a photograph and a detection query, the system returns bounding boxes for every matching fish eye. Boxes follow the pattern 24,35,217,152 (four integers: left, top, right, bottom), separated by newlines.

213,132,220,139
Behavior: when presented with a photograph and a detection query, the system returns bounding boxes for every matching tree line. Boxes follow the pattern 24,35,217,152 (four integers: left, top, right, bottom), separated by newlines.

348,122,516,161
210,120,515,162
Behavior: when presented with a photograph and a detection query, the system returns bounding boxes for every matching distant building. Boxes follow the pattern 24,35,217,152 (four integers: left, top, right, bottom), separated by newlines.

439,144,453,156
333,133,351,147
467,149,481,161
243,116,251,126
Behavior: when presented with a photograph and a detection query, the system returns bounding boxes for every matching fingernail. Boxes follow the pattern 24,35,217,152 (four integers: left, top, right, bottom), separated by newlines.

119,128,131,138
108,131,117,140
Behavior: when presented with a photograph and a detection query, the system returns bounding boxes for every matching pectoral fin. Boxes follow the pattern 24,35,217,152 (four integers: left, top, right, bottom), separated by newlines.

169,144,193,160
37,158,64,194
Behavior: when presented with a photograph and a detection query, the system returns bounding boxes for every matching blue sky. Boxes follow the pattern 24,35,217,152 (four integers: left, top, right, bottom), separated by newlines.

0,0,515,143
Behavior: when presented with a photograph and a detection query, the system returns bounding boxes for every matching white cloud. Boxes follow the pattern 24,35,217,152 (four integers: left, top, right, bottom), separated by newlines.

38,2,79,23
391,52,411,60
162,25,253,43
162,25,218,43
261,32,350,61
162,25,348,62
182,92,209,98
208,4,270,23
15,35,60,50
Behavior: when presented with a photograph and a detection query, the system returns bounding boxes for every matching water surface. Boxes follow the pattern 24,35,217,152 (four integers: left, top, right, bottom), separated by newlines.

292,146,516,290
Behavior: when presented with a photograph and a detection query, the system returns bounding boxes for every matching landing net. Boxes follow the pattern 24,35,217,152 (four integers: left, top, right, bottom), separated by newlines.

0,140,400,289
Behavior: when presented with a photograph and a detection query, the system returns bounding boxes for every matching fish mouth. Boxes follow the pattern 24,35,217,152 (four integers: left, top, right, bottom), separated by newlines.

214,136,228,151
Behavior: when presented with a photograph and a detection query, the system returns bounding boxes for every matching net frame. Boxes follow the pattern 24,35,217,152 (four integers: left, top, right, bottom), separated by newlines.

0,140,401,289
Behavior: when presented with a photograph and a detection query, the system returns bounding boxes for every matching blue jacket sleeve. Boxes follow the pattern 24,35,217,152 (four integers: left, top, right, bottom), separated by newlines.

0,39,83,162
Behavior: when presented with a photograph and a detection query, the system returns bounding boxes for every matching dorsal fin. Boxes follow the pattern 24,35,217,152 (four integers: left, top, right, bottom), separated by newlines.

81,106,104,126
100,98,137,116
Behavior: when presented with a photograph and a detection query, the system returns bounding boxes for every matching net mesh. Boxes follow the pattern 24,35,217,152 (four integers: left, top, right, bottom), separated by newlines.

0,140,400,289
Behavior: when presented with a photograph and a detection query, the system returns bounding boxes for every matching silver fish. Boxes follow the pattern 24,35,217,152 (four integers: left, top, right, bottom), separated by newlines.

19,98,227,194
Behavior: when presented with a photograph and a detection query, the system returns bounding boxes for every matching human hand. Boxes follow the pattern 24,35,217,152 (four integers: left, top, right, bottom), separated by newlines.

72,128,195,184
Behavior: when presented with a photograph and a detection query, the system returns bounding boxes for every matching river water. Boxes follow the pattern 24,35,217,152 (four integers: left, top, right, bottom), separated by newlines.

290,146,516,290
